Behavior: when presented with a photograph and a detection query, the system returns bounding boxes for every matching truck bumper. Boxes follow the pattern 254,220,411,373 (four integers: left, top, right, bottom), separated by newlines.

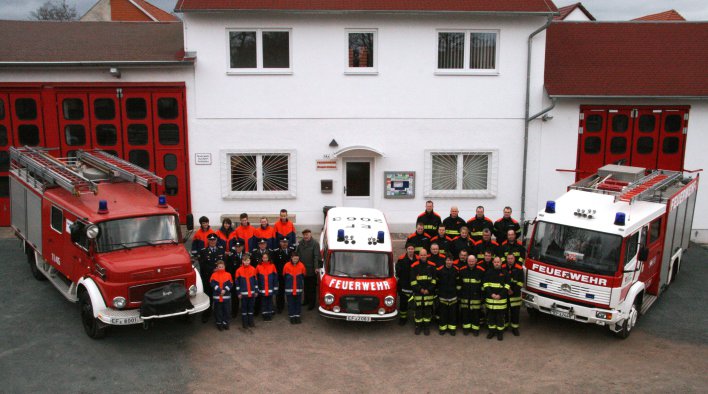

522,289,621,326
96,292,210,325
318,307,398,322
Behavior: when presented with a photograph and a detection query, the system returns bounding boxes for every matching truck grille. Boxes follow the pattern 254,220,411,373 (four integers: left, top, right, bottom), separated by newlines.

527,271,611,305
129,280,185,304
340,295,379,313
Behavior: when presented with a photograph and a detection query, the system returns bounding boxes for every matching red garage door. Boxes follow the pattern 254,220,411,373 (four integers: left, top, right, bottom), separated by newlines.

0,84,191,225
576,106,689,180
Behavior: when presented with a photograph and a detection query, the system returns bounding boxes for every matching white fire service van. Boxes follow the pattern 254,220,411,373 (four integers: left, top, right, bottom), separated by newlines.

319,207,397,321
522,164,698,338
10,147,209,338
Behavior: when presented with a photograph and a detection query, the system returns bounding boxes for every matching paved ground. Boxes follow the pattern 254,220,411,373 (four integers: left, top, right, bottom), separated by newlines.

0,234,706,393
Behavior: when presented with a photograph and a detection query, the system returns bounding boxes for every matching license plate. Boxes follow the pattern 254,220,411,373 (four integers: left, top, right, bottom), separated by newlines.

110,316,141,325
346,315,372,322
550,309,573,320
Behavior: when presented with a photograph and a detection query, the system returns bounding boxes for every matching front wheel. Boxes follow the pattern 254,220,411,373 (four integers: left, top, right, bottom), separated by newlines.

27,251,47,281
80,291,107,339
614,301,639,339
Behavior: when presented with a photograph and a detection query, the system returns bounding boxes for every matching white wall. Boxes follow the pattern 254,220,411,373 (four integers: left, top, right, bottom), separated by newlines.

183,12,550,232
529,99,708,242
563,8,593,22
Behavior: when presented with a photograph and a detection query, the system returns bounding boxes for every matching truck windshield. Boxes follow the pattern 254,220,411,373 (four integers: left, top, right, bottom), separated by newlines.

529,221,621,276
96,215,179,253
329,252,390,278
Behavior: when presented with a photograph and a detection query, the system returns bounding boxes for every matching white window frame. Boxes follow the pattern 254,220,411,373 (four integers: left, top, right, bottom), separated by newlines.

435,29,500,76
344,28,378,75
424,149,498,198
220,149,297,199
226,28,293,75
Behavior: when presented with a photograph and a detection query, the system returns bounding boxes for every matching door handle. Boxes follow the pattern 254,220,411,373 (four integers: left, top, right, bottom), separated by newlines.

343,186,347,194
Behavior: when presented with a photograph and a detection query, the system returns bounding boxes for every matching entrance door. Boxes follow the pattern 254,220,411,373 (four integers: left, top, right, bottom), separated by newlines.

343,159,373,207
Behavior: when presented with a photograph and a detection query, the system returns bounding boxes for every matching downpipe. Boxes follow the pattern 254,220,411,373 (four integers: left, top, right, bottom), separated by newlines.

520,16,554,236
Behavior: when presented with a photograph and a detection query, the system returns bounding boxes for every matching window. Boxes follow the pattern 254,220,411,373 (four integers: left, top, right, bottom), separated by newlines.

664,114,682,132
163,154,177,171
663,137,679,154
0,125,7,146
636,137,654,154
0,151,8,172
129,150,150,169
65,125,86,146
93,99,115,120
222,150,296,199
18,125,40,146
649,219,661,244
624,231,639,267
425,150,497,198
612,115,628,132
0,98,4,119
51,206,63,233
15,98,37,120
228,29,291,73
638,115,655,132
157,98,179,119
62,99,84,120
584,137,601,154
95,125,117,146
610,137,627,154
346,30,376,73
165,175,178,196
437,30,498,74
158,124,179,145
127,124,148,145
585,115,603,132
126,98,147,119
0,176,8,197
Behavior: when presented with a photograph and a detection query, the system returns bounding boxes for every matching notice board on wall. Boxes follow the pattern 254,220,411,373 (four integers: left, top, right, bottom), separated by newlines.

384,171,415,199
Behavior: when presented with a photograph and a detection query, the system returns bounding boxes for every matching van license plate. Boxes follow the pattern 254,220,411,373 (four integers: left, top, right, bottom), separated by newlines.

110,316,141,325
346,315,372,322
551,309,573,320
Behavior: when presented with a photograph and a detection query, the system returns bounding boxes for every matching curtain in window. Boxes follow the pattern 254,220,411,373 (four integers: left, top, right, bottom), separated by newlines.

438,33,465,69
469,32,496,70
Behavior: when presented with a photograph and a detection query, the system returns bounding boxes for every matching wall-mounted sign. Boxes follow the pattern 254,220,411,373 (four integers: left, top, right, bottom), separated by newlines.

317,159,337,170
384,171,415,199
195,153,212,165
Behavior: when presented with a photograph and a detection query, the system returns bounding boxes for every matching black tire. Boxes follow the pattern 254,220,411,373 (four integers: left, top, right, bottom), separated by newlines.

27,251,47,281
527,306,541,320
614,299,639,340
80,291,107,339
670,259,680,284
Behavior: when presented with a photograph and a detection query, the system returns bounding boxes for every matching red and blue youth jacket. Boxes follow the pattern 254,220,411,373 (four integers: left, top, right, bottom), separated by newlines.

234,224,255,253
209,269,233,302
274,219,296,246
216,226,235,250
256,262,279,296
235,265,259,298
191,227,217,255
283,262,306,295
253,225,276,250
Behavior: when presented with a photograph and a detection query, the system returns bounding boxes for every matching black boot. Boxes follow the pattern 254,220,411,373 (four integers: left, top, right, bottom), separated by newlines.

248,316,255,327
289,317,296,324
438,329,445,336
423,324,430,336
472,330,479,337
463,328,469,336
487,330,495,339
512,328,520,336
398,318,407,326
497,331,504,341
449,329,456,336
414,325,422,335
242,319,248,329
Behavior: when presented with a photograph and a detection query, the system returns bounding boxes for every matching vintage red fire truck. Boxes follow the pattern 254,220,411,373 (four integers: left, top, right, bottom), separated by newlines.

522,164,698,338
318,207,397,321
10,147,209,338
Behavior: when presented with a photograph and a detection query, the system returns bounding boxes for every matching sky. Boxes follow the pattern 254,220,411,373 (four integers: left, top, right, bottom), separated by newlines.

0,0,706,21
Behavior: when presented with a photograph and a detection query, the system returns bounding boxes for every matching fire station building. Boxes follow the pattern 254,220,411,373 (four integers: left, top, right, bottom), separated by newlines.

1,0,707,241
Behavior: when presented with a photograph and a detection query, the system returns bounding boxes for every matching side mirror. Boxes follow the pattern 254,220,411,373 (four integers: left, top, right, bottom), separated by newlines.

70,222,85,244
638,246,649,262
186,214,194,231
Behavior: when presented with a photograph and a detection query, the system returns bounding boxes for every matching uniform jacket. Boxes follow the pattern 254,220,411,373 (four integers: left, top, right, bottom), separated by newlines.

253,225,277,249
296,238,321,277
283,262,307,295
499,240,526,264
429,234,453,257
191,227,217,255
442,216,466,238
435,265,459,300
198,245,225,278
216,226,235,250
450,235,474,259
209,269,233,302
410,259,437,295
428,253,445,267
458,263,486,300
417,210,442,238
274,219,296,246
395,253,416,292
507,263,524,298
406,231,431,254
467,216,494,242
272,245,295,274
234,224,255,253
250,247,271,267
235,265,259,298
482,266,510,308
474,239,500,260
494,217,521,244
256,262,279,296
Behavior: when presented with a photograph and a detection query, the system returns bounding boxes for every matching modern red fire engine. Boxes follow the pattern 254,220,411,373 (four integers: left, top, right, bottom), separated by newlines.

522,164,698,338
10,147,209,338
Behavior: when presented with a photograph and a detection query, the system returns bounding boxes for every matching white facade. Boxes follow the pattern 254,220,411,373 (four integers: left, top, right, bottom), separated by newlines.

562,8,593,22
528,99,708,242
183,12,550,233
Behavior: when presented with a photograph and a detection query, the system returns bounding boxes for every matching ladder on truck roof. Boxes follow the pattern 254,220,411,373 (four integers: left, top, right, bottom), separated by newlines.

571,168,683,204
10,147,162,196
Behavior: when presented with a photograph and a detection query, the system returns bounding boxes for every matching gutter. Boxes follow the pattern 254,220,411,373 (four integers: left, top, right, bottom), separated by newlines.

548,94,708,100
520,15,554,235
0,60,194,67
175,9,557,17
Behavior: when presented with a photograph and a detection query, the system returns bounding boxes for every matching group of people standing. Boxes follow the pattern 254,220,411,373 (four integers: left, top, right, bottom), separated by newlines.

190,210,321,331
397,201,526,340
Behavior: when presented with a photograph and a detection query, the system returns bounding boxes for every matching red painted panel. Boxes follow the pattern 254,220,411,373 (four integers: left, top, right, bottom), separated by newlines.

9,92,45,148
88,92,123,157
120,90,155,178
0,93,10,225
576,108,607,180
630,109,660,170
604,109,633,166
657,109,687,171
56,93,92,157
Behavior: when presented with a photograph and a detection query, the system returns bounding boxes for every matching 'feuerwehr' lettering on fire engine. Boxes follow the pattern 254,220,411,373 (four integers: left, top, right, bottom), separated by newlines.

532,263,608,286
670,182,697,212
328,278,391,291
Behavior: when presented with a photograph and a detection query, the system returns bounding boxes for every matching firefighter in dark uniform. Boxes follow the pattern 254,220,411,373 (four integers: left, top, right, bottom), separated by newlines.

442,206,466,239
250,239,271,267
493,206,521,245
416,200,441,238
430,225,453,258
395,244,416,326
407,222,431,255
467,205,494,242
229,240,246,317
410,248,436,336
271,238,295,313
428,243,446,267
474,228,500,260
198,233,225,323
435,255,459,336
458,254,482,336
483,256,510,340
499,229,526,266
505,253,524,336
450,226,474,259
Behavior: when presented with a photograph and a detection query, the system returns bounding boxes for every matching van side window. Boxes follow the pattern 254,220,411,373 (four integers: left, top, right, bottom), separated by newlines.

51,206,63,233
624,231,639,267
649,219,662,244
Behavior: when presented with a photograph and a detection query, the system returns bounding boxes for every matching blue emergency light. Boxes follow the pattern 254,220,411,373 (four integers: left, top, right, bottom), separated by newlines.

98,200,109,214
545,200,556,213
614,212,626,226
337,229,345,242
158,195,167,208
377,231,385,243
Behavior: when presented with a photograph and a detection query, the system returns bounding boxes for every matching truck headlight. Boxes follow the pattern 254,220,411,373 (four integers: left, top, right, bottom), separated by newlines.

324,293,335,305
522,293,535,302
384,295,395,307
333,306,341,313
113,296,126,309
189,285,197,297
86,225,100,239
595,311,613,320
